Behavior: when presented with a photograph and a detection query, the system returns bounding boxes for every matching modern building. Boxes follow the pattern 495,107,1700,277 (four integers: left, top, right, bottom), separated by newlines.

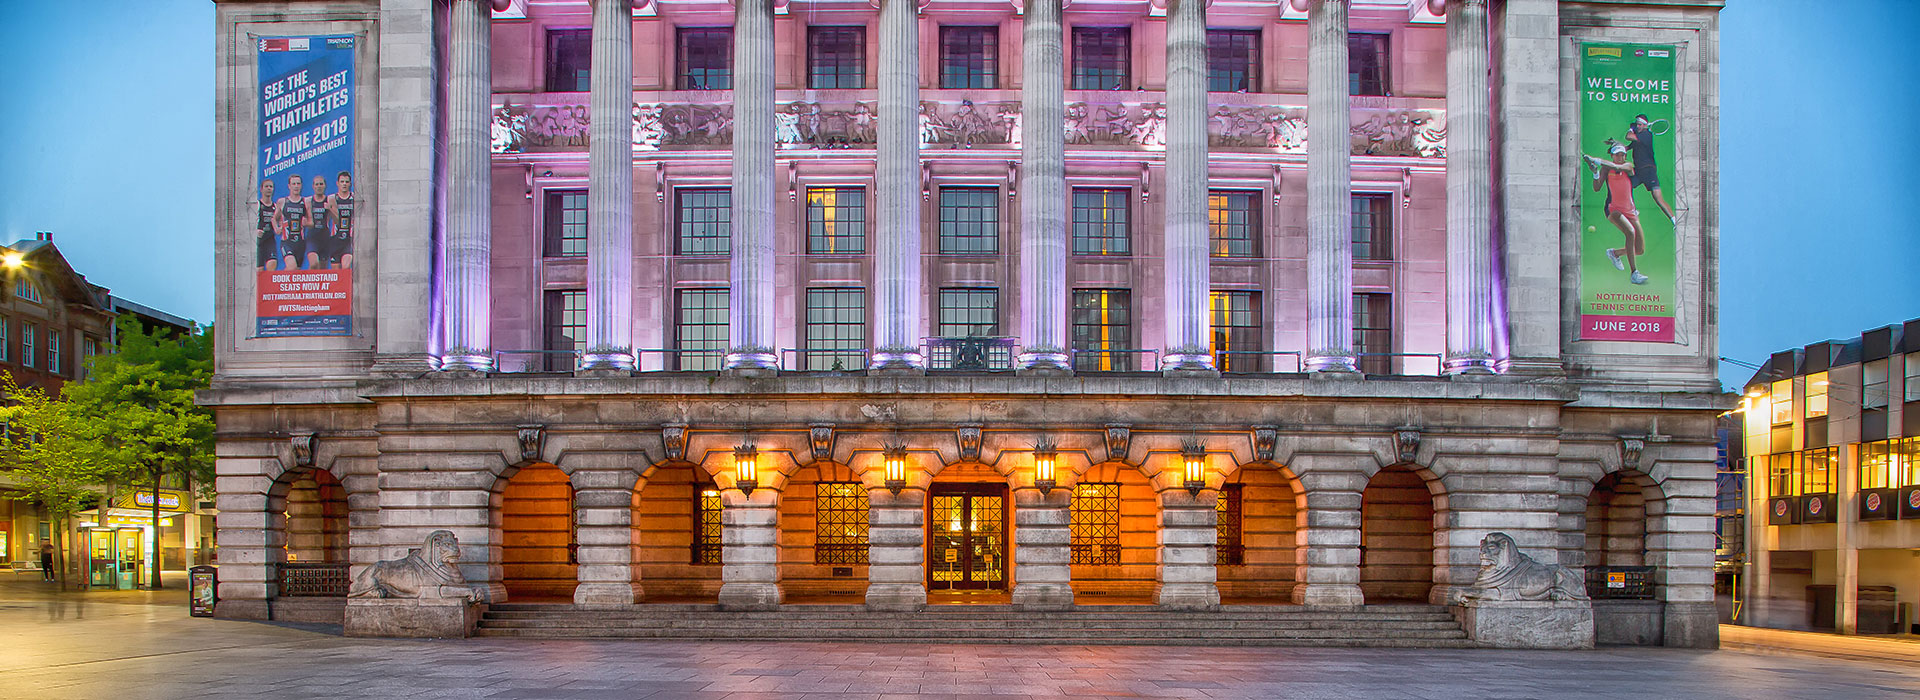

205,0,1728,647
1736,318,1920,635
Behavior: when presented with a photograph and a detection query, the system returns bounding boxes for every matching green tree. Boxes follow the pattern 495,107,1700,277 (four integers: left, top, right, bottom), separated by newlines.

0,375,120,589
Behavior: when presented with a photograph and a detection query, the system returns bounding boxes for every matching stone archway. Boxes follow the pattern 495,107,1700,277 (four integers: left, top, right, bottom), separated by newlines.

1585,470,1657,569
281,467,348,565
499,462,576,600
779,461,869,602
632,463,722,602
1360,464,1436,603
1217,463,1301,603
1069,462,1158,603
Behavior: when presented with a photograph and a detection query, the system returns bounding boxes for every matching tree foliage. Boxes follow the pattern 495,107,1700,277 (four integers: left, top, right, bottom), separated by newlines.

0,375,116,518
62,317,216,496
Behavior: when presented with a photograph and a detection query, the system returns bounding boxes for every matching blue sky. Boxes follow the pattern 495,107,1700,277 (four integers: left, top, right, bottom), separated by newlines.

0,1,1914,389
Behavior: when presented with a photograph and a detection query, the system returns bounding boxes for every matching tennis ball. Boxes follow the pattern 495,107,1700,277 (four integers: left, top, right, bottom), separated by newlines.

1587,225,1596,233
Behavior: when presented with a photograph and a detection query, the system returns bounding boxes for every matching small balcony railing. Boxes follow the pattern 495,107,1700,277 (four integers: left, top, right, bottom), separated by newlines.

926,337,1018,371
483,347,1446,377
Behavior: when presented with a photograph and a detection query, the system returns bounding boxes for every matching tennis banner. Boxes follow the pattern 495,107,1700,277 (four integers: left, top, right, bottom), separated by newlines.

1577,42,1677,343
254,35,356,337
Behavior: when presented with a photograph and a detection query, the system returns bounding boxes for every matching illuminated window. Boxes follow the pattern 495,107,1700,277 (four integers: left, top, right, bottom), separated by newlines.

806,187,867,254
1211,290,1262,373
803,288,866,371
542,290,586,371
1804,372,1828,419
674,288,729,371
20,323,33,369
938,187,999,254
1801,448,1836,495
1768,452,1798,498
1071,188,1130,255
1070,482,1120,565
1352,193,1394,261
1071,289,1132,372
1862,440,1896,490
1348,32,1389,96
814,482,870,564
677,28,733,90
1769,380,1793,425
1353,293,1392,375
807,26,865,89
544,29,591,92
676,188,731,256
543,190,588,258
1216,484,1244,566
939,27,998,89
14,279,41,304
1209,190,1259,258
693,487,723,564
1207,29,1260,93
1071,27,1130,90
1864,360,1890,410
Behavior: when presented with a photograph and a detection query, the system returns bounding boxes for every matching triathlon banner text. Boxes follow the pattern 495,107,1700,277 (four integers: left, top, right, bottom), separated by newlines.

254,35,356,337
1577,42,1677,343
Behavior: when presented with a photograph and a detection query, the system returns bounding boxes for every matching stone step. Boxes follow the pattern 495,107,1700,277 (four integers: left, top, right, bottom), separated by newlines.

469,628,1478,647
475,617,1467,632
483,602,1451,614
477,609,1460,623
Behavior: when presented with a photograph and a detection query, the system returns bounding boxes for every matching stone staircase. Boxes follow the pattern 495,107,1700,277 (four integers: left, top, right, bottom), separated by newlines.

473,603,1476,647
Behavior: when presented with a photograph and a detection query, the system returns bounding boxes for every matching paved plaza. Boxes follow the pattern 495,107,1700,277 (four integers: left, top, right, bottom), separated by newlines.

0,581,1917,700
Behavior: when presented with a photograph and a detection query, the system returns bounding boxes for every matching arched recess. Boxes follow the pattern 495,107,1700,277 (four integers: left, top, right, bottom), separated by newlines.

1360,464,1436,603
280,467,348,565
633,462,722,602
499,461,576,600
1069,462,1158,602
1216,462,1301,603
779,461,869,601
1585,470,1659,568
926,462,1012,596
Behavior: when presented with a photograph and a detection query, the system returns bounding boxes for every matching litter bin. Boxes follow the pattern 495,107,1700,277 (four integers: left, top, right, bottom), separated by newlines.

189,565,217,617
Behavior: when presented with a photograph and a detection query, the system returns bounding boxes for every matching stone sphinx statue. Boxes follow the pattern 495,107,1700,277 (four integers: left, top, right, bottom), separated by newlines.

1454,532,1590,603
347,530,480,602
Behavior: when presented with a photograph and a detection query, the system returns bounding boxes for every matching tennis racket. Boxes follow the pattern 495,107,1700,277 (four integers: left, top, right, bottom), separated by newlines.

1645,119,1671,135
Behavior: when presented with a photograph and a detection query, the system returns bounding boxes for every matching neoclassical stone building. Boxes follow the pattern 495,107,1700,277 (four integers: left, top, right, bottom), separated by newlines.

207,0,1728,647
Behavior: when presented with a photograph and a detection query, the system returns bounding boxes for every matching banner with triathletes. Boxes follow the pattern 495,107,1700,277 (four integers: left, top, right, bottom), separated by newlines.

1577,42,1677,343
254,35,356,337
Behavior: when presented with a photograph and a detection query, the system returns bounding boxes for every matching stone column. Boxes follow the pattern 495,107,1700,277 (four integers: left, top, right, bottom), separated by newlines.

583,0,635,371
1443,0,1495,374
865,488,928,610
725,0,778,373
1304,0,1357,374
718,488,783,609
1495,0,1562,375
1156,488,1220,609
869,0,926,372
1016,0,1070,373
440,0,495,370
1159,0,1216,376
569,467,640,606
1011,487,1074,608
1291,460,1366,606
211,458,278,620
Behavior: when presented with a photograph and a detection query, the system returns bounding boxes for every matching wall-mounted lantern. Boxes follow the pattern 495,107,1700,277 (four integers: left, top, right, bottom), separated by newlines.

734,444,759,496
1033,441,1058,495
883,446,907,495
1182,444,1207,496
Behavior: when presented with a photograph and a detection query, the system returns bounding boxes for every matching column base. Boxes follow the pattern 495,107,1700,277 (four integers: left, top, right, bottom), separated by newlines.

1293,582,1364,607
1305,354,1360,374
1017,351,1072,375
1012,582,1075,610
724,349,779,374
573,582,640,608
864,583,927,611
437,351,494,372
718,582,783,610
868,350,925,375
1155,582,1220,610
579,350,636,372
1443,354,1498,376
1159,352,1217,377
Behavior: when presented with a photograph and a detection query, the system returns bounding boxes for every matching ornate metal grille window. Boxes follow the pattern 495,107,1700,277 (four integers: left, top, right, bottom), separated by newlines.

939,26,998,89
1070,483,1121,565
1071,289,1132,372
675,288,729,371
677,28,733,90
676,188,732,255
814,482,870,564
545,29,591,92
278,562,350,597
1353,292,1393,375
1208,190,1259,258
806,187,867,254
693,488,723,564
1207,29,1260,93
1216,484,1245,566
1210,291,1262,373
543,190,588,257
1071,27,1130,90
807,26,865,89
938,187,999,254
804,288,867,371
1071,188,1130,255
1348,32,1390,96
1351,193,1394,261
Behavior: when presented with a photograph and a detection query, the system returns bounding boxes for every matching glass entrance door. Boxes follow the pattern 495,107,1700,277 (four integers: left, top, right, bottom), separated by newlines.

87,530,116,588
928,484,1006,590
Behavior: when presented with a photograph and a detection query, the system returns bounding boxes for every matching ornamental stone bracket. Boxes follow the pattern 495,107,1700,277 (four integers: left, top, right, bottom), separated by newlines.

662,423,688,463
1252,426,1278,463
289,432,316,469
1394,427,1422,465
1620,437,1647,472
809,424,836,463
515,425,545,464
955,424,984,463
1104,424,1132,465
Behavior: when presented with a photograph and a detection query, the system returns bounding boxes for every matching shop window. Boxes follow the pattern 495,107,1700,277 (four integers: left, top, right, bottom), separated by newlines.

1348,32,1389,96
939,26,998,89
1801,447,1836,495
544,29,591,92
806,187,867,254
677,28,733,90
1216,484,1244,566
1070,482,1120,565
1071,188,1130,255
1211,290,1261,373
807,26,865,89
803,288,867,371
543,190,588,258
1804,372,1829,419
676,188,732,256
1071,289,1132,372
692,487,723,564
1207,29,1260,93
1070,27,1130,90
938,187,999,254
1351,193,1394,261
813,482,870,564
1209,190,1259,258
542,290,586,372
1768,452,1799,498
674,288,729,371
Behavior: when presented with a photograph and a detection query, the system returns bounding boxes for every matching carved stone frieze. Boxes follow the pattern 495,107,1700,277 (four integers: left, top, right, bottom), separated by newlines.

921,100,1020,148
779,102,878,148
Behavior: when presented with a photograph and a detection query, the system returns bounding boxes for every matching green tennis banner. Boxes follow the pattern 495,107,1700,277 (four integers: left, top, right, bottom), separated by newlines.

1577,42,1677,343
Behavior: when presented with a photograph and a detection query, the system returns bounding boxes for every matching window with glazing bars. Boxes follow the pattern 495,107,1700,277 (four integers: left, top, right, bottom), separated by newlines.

1348,32,1389,96
804,288,867,371
0,321,10,363
677,28,733,90
1071,289,1132,372
1211,291,1262,373
1209,190,1259,258
1071,188,1130,255
1351,193,1394,261
807,26,865,89
939,187,999,254
1353,292,1392,375
675,288,729,371
1071,28,1130,90
1207,29,1260,92
1070,483,1121,565
937,288,1000,338
21,323,34,368
806,187,866,254
1768,453,1798,497
814,482,870,564
1217,484,1245,566
693,487,723,564
545,29,592,92
543,290,586,372
543,190,588,257
1801,447,1837,494
939,26,998,89
676,188,731,255
47,330,59,376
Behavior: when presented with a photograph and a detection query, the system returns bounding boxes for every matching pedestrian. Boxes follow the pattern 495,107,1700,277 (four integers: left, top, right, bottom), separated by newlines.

40,542,55,582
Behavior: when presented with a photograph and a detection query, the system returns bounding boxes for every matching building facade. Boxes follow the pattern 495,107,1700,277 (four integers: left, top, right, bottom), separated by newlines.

206,0,1727,647
1737,318,1920,635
